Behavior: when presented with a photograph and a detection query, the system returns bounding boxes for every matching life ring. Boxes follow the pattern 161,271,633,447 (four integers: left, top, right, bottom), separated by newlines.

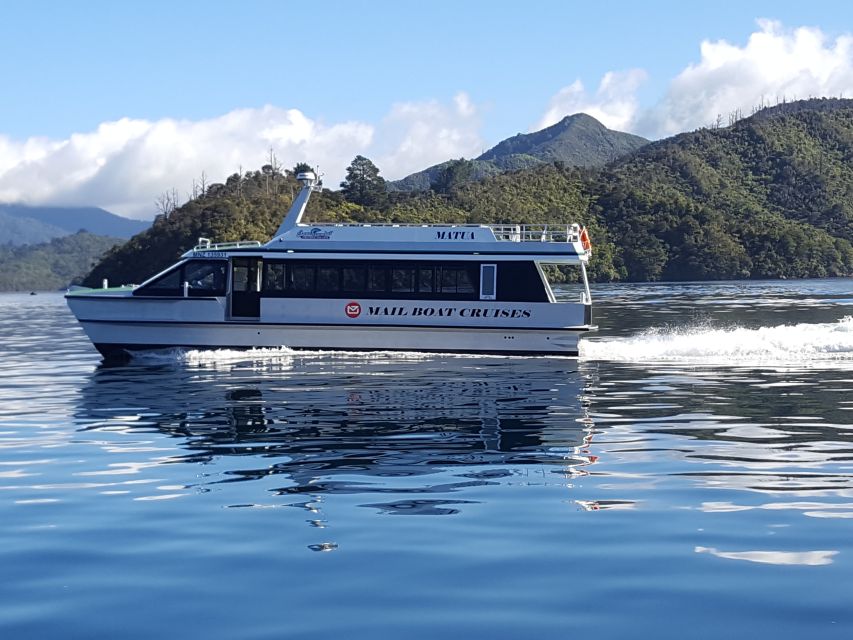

580,227,592,251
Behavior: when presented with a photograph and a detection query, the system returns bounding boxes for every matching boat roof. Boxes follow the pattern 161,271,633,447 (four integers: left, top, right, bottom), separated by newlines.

181,172,591,263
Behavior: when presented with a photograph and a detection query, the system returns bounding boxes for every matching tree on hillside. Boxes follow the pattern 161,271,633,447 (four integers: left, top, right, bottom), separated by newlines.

340,155,387,207
155,188,180,218
292,162,313,175
431,159,475,194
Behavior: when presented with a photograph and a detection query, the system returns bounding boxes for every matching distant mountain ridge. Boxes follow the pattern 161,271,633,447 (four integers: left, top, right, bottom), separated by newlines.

390,113,649,191
480,112,649,165
0,231,123,291
0,211,69,246
0,204,149,246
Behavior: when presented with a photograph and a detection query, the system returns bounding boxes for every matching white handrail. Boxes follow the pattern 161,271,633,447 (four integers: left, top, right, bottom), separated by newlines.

192,240,262,251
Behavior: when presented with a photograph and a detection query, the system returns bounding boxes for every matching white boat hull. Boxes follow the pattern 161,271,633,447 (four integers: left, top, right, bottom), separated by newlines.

67,294,589,358
76,320,584,358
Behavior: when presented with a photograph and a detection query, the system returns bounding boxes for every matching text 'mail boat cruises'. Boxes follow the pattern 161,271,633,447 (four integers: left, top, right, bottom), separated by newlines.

66,172,594,359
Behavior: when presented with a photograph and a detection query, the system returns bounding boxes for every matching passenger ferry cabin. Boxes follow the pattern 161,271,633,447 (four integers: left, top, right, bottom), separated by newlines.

66,172,594,358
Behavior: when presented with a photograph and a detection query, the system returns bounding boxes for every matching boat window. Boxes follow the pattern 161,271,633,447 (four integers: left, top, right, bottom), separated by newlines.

391,268,416,293
438,268,456,293
479,264,496,300
232,266,251,292
256,260,497,301
289,265,315,291
231,258,262,293
367,266,387,293
186,261,226,296
457,269,475,294
342,266,367,292
134,260,226,297
418,268,434,293
317,266,340,292
438,267,474,294
497,262,550,302
146,268,182,292
263,262,287,292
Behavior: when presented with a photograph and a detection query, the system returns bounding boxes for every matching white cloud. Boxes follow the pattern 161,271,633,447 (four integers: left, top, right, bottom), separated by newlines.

535,70,647,132
538,20,853,138
0,96,483,219
373,91,484,179
640,20,853,137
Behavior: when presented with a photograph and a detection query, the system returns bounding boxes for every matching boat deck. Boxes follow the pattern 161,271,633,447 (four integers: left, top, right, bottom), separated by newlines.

314,222,582,243
193,223,585,253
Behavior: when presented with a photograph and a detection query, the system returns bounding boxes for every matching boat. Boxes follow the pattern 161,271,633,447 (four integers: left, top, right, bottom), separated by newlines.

66,172,594,358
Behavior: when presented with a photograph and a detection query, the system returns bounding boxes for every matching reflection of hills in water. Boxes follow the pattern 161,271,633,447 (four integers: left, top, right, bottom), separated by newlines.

75,353,595,499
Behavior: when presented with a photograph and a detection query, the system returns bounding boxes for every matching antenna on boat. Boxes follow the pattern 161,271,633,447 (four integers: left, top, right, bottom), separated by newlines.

267,170,318,242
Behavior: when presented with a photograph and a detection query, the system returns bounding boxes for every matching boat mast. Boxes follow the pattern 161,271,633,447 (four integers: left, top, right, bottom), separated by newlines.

267,171,318,243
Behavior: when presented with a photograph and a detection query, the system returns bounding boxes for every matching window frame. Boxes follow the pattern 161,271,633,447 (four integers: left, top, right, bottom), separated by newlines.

479,263,497,300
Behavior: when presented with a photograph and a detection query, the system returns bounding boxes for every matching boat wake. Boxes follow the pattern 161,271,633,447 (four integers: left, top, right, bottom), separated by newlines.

127,346,465,367
580,316,853,364
130,346,301,366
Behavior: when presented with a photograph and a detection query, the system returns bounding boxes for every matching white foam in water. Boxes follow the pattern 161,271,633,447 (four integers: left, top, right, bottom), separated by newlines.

130,346,299,366
580,316,853,364
182,346,302,365
129,346,451,367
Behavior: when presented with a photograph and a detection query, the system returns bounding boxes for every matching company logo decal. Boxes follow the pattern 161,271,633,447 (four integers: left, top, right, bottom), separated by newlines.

345,301,362,318
297,227,333,239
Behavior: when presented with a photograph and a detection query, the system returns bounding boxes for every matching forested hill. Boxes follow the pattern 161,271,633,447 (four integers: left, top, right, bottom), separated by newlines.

389,113,649,192
0,232,122,291
85,99,853,286
592,97,853,280
479,113,649,166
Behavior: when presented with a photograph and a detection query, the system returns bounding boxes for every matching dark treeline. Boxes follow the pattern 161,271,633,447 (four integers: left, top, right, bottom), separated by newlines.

85,98,853,287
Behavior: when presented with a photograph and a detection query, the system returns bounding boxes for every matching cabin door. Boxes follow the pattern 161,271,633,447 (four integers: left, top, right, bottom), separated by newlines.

230,258,261,318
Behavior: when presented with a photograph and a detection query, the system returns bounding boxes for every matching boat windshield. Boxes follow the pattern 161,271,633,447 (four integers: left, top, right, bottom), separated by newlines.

539,263,590,304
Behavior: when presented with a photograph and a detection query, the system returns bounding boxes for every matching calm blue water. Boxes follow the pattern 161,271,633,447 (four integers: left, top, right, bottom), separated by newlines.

1,280,853,639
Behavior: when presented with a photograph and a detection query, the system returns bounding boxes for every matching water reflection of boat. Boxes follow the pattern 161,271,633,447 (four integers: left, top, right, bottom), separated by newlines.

74,354,597,498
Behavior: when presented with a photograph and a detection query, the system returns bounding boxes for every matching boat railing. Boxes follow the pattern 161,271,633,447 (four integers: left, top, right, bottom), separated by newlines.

193,237,262,251
309,222,581,243
488,224,580,243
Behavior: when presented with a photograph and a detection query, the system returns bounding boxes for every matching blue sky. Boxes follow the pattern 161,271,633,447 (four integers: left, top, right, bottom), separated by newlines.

1,0,852,217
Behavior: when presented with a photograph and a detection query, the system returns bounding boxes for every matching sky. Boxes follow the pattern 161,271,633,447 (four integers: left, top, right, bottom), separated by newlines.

2,0,853,219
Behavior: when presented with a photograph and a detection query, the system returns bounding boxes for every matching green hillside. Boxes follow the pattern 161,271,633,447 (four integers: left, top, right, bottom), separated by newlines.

390,113,648,192
0,232,123,291
480,113,649,166
387,158,505,192
84,99,853,286
594,98,853,279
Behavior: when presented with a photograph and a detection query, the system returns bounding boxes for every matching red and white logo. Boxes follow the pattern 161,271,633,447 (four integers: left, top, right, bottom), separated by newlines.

345,301,361,318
